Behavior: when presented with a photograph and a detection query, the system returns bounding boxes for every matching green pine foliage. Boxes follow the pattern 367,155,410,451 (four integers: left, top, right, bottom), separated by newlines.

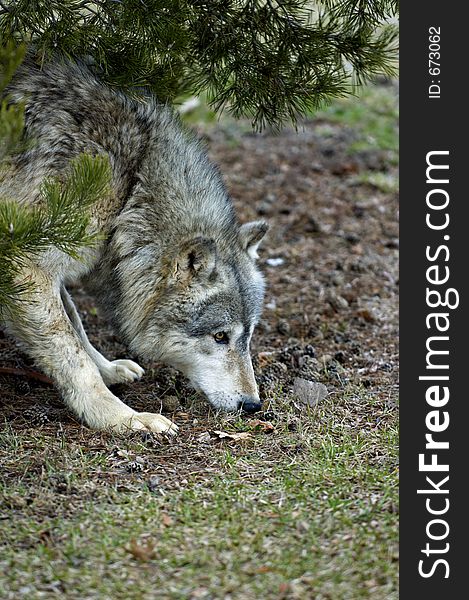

0,43,111,316
0,39,25,162
0,0,398,129
0,153,111,315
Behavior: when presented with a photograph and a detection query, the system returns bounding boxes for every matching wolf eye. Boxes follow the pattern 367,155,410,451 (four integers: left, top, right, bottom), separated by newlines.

213,331,229,344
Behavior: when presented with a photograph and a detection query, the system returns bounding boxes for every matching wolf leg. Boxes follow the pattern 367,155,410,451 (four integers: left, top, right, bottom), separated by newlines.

60,286,144,386
9,269,177,434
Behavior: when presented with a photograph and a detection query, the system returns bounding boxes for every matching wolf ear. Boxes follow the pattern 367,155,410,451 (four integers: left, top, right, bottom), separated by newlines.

175,237,217,280
239,221,269,260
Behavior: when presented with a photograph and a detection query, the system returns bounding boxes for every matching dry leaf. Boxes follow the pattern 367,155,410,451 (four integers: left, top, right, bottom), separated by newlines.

126,538,156,562
175,412,191,420
278,582,291,595
356,308,376,322
161,513,174,527
255,566,273,574
247,419,275,433
212,430,252,441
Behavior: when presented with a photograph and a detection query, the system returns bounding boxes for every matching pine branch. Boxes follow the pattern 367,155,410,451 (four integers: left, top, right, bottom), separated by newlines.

0,153,111,316
0,0,398,129
1,43,112,317
0,39,26,160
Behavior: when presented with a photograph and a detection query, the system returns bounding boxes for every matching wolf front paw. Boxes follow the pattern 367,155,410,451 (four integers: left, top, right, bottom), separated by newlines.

100,359,145,386
129,412,178,435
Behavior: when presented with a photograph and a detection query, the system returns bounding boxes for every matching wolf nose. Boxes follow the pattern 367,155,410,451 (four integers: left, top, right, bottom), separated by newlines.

239,398,263,414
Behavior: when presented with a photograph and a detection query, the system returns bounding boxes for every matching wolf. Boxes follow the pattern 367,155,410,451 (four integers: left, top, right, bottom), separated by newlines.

1,56,268,435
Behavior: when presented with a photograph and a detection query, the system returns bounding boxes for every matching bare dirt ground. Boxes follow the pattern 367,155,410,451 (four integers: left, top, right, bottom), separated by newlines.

0,81,398,599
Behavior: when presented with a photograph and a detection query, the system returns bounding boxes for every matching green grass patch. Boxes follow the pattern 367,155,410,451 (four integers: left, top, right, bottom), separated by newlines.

316,83,399,163
1,384,398,599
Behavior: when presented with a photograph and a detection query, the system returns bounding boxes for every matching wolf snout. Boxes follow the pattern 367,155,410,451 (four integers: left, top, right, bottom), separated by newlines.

238,396,263,414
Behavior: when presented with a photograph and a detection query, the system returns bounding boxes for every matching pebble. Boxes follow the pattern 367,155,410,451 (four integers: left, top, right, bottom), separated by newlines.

277,320,291,335
325,290,349,311
334,351,346,364
320,354,334,366
266,257,285,267
304,216,321,233
147,475,161,492
292,378,328,407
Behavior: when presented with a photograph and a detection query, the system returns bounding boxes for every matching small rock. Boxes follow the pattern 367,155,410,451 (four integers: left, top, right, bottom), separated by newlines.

344,232,360,244
296,520,311,533
264,192,277,203
307,326,323,340
356,308,376,323
334,351,346,364
304,216,321,233
257,320,272,334
326,290,349,311
274,361,288,373
320,354,334,366
256,201,272,216
352,204,366,218
292,378,328,407
197,431,211,443
331,272,345,286
277,320,291,335
147,475,161,492
266,257,285,267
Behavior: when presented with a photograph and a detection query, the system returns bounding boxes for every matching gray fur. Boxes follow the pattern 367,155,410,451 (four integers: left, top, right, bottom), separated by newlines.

1,56,268,432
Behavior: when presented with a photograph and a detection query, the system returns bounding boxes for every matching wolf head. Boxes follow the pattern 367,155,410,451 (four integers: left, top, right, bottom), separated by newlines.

159,221,268,412
100,106,270,412
115,218,269,413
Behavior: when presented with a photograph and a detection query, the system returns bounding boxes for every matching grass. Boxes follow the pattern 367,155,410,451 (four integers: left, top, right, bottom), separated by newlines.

316,83,399,162
179,81,399,166
0,382,398,599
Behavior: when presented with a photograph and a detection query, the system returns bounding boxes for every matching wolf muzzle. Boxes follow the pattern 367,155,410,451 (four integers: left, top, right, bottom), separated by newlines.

238,396,263,414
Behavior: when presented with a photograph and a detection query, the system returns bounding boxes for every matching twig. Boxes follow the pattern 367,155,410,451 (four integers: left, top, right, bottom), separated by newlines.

0,366,53,385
